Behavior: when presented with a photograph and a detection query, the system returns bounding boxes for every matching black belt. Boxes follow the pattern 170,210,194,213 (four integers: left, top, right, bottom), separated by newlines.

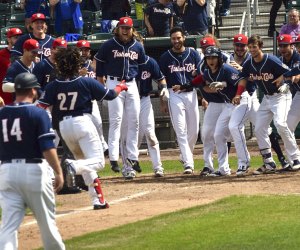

2,158,43,164
109,76,133,82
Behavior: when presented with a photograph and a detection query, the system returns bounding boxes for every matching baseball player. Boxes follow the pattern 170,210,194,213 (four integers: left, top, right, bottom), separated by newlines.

95,16,147,179
38,47,128,209
32,38,83,194
76,40,109,162
160,26,201,174
191,35,233,176
0,72,65,250
123,52,166,177
10,13,54,62
3,39,41,93
276,36,300,149
229,34,291,176
232,35,300,174
0,28,23,106
200,46,242,176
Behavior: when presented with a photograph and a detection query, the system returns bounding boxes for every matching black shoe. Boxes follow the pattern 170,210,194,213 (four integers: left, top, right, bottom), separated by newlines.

58,186,81,195
279,157,289,169
110,161,120,173
200,167,213,176
127,158,142,173
94,202,109,210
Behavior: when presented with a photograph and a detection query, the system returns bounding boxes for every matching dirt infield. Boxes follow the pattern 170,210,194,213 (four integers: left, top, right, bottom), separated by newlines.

18,145,300,250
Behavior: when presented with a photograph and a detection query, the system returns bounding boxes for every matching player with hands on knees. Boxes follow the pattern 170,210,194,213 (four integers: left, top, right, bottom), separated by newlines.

38,47,128,210
0,72,65,250
233,35,300,174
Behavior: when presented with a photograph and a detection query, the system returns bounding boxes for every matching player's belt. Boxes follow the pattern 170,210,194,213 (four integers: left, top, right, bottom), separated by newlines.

109,76,134,82
61,114,84,121
2,158,43,164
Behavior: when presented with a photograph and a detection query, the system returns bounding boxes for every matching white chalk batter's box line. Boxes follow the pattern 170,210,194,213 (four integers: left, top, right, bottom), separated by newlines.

21,191,151,227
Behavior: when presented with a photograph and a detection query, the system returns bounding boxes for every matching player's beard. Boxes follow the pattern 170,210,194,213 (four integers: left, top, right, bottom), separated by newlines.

172,41,184,52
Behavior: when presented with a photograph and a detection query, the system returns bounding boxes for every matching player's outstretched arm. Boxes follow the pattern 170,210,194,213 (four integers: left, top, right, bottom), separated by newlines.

43,148,64,193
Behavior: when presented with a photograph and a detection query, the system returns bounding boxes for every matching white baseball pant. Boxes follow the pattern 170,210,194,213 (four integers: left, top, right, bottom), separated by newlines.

91,100,108,152
201,102,224,171
214,103,234,174
0,161,65,250
138,96,163,171
229,91,260,168
255,92,300,161
106,77,140,161
59,114,105,206
168,89,199,169
287,91,300,134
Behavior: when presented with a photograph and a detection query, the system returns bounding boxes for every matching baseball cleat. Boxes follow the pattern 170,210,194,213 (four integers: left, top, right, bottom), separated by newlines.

199,167,214,176
127,159,142,173
122,169,136,180
154,169,164,177
110,161,120,173
292,159,300,171
253,162,276,175
208,170,231,177
183,166,194,174
93,202,109,210
279,157,289,169
236,166,250,177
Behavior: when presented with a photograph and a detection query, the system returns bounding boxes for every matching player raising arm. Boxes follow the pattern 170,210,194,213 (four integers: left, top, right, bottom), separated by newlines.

38,47,128,210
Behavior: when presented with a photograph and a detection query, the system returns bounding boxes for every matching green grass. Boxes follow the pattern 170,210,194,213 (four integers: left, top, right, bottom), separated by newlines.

60,195,300,250
99,155,265,177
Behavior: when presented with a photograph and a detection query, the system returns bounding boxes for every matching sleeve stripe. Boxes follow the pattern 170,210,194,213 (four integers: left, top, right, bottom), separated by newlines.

38,132,56,139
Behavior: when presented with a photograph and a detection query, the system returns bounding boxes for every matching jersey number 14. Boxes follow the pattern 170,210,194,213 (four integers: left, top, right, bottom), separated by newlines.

2,118,22,142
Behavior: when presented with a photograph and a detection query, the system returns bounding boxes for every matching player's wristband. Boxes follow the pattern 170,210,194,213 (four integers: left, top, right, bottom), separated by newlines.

236,85,245,96
192,74,204,86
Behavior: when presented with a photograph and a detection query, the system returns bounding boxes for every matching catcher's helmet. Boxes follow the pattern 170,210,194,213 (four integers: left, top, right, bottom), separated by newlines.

14,73,40,89
204,46,222,58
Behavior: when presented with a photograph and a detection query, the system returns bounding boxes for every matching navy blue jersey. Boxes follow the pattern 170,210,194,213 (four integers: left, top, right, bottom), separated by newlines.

32,58,56,90
144,2,175,36
159,47,201,88
138,56,164,96
279,50,300,69
4,60,35,83
279,50,300,92
239,54,290,95
0,103,55,160
38,76,117,124
94,37,147,80
10,33,54,61
203,63,241,103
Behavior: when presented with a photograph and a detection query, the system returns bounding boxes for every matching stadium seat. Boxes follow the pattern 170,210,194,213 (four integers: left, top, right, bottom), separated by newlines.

7,13,25,27
94,10,102,22
10,3,24,14
91,22,101,34
87,33,113,41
